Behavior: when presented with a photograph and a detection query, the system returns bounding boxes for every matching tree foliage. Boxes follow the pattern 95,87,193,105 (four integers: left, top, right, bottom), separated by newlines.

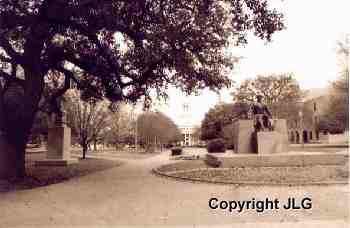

207,138,226,153
317,116,345,134
201,102,249,141
231,73,303,119
0,0,284,179
319,35,349,133
0,0,284,107
232,73,302,105
104,103,135,148
63,89,110,158
137,111,181,151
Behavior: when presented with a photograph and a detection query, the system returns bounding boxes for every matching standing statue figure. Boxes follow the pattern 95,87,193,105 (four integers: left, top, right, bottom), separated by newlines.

48,95,67,127
55,110,66,126
251,95,273,132
49,111,66,127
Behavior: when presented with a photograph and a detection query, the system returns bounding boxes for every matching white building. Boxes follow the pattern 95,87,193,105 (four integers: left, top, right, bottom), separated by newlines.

177,102,201,146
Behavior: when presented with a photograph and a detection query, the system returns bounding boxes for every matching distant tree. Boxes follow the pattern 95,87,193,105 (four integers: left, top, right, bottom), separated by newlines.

104,103,134,149
231,73,303,116
137,111,181,152
123,134,136,146
0,0,284,179
231,73,304,129
154,112,182,146
319,35,349,133
201,102,249,141
317,116,345,134
63,89,110,159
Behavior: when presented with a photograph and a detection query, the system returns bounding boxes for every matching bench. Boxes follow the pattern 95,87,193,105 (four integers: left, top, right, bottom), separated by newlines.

205,154,222,168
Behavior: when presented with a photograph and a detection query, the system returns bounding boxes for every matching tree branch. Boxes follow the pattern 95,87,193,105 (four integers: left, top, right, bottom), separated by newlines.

48,68,71,116
12,0,32,16
0,36,23,64
0,53,12,63
123,56,168,88
0,68,25,87
55,64,103,98
46,18,124,84
0,11,34,30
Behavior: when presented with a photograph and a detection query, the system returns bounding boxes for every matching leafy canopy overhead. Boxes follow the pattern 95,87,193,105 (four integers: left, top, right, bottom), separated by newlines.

0,0,284,107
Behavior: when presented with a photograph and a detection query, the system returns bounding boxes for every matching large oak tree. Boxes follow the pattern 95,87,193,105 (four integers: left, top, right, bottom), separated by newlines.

0,0,284,179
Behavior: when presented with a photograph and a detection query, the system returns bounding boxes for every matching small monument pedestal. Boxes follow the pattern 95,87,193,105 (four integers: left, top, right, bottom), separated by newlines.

257,131,287,154
233,120,254,154
234,119,288,154
35,115,78,166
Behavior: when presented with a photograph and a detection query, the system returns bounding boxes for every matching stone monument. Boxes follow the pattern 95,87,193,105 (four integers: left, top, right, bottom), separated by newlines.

233,119,254,154
233,95,288,154
251,95,273,131
35,112,78,166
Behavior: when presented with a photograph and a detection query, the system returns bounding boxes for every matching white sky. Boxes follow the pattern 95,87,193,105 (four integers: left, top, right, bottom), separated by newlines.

150,0,350,125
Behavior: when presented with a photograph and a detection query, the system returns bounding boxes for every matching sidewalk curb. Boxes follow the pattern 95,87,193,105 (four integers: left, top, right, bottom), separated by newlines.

152,167,349,186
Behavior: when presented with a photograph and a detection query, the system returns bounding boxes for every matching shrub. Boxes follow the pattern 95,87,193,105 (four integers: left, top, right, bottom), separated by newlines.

165,144,174,149
171,147,182,156
226,144,234,150
207,138,226,153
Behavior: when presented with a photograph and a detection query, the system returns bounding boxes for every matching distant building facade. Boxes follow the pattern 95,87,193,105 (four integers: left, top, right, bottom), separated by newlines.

287,94,347,144
177,102,201,146
287,98,322,144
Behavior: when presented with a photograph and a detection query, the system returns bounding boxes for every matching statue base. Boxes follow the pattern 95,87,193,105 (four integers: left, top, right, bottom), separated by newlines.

233,120,254,154
233,119,289,154
35,124,78,167
257,131,288,154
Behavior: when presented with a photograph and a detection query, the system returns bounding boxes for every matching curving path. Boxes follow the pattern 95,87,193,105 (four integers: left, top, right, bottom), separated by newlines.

0,150,349,227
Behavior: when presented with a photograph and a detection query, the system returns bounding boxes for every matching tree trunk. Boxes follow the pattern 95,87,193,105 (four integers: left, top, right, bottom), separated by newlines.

0,134,26,180
82,144,88,159
93,140,97,151
0,83,37,180
0,26,47,181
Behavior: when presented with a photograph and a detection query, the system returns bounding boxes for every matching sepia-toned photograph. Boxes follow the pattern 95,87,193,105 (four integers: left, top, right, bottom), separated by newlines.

0,0,349,227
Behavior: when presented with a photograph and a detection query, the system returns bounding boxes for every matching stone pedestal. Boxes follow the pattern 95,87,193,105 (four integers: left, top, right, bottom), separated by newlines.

273,119,289,147
257,131,287,154
233,119,289,154
35,125,78,166
233,120,254,154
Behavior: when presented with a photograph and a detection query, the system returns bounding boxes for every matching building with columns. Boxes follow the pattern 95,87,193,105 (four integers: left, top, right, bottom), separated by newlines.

177,102,201,146
288,99,321,144
286,92,346,144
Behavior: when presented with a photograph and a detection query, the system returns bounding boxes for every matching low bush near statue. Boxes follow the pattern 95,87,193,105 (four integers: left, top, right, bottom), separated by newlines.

171,147,182,156
207,138,226,153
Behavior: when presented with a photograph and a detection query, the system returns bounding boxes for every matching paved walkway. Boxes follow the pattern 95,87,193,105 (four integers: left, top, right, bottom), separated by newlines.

0,150,349,227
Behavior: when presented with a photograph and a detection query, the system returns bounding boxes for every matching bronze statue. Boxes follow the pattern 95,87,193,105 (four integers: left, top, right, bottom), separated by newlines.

251,95,273,131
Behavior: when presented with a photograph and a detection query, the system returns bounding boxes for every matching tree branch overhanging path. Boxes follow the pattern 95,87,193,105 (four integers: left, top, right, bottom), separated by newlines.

0,0,284,179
